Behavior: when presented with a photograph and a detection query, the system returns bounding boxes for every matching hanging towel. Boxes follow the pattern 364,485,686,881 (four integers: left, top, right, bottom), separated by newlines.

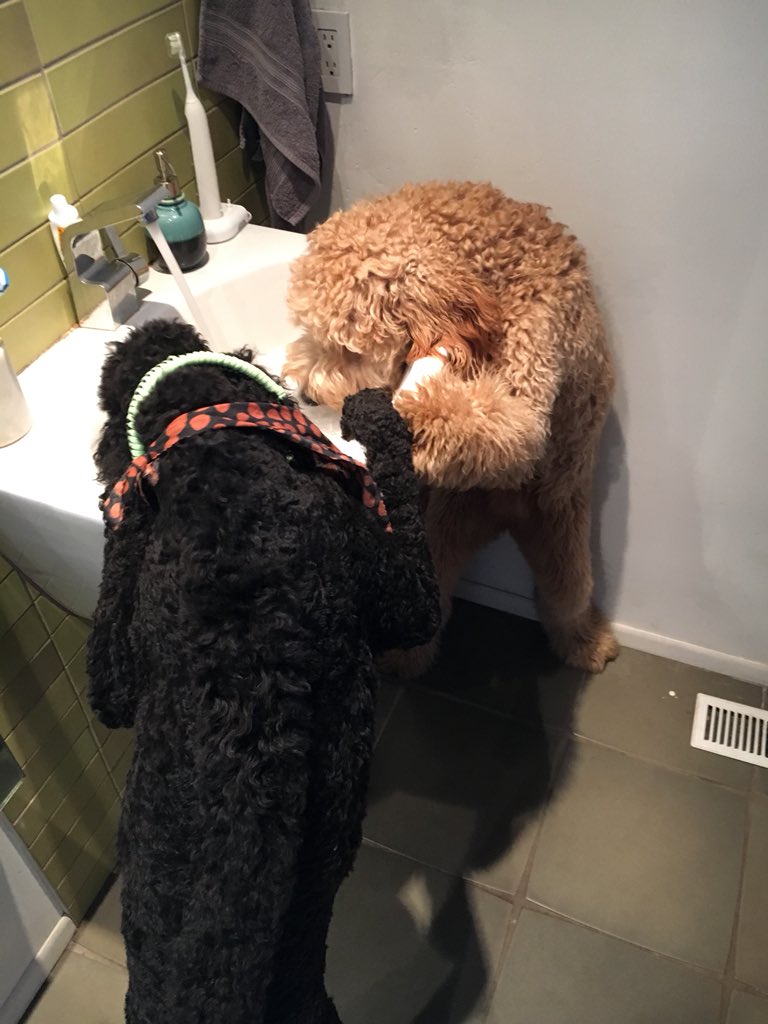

198,0,328,229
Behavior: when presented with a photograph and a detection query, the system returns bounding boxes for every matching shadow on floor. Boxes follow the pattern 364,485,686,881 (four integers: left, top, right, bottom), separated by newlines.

342,599,585,1023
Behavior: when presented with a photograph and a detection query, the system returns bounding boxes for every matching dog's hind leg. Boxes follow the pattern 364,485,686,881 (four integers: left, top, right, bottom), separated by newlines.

509,482,619,673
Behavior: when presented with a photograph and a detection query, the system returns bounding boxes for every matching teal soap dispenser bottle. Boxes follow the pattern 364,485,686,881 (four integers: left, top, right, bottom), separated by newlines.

149,150,207,272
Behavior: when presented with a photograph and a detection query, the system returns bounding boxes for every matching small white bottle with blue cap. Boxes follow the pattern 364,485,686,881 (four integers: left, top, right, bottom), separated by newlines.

0,269,33,447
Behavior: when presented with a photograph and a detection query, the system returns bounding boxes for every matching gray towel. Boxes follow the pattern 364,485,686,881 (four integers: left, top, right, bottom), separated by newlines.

198,0,328,229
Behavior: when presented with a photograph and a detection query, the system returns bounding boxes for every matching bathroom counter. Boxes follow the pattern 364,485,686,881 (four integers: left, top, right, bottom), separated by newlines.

0,224,359,618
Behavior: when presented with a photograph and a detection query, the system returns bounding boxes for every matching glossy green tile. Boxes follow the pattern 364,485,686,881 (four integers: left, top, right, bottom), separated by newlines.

100,728,133,770
0,225,65,326
2,774,34,821
80,124,193,213
0,604,47,685
87,716,112,751
0,554,12,581
237,180,268,225
41,841,74,890
727,990,768,1024
25,0,170,64
1,280,75,372
215,145,254,205
0,750,22,810
0,141,76,250
9,674,79,776
46,7,190,134
71,857,115,924
13,790,49,847
208,102,239,160
0,570,33,637
63,69,187,197
35,593,67,633
0,1,40,88
32,737,103,819
62,766,114,852
0,75,58,171
5,684,83,766
29,820,64,869
198,83,220,111
51,614,90,665
0,641,64,737
66,811,115,894
112,747,132,792
67,645,89,695
183,0,201,56
48,748,100,838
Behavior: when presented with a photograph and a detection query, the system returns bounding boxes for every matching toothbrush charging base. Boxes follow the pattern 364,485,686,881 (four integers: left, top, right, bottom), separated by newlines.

204,203,251,244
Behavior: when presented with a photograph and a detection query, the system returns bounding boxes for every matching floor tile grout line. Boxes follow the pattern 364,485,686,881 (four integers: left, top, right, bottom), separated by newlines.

717,790,755,1023
63,940,127,973
358,836,516,1024
568,732,755,795
521,900,734,989
373,684,403,749
479,727,574,1014
403,680,757,795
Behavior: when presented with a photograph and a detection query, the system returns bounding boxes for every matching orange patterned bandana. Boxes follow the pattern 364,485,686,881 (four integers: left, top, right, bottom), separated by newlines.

102,401,391,532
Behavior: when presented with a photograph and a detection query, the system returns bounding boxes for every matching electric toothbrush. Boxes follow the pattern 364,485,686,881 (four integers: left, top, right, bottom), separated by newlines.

166,31,251,243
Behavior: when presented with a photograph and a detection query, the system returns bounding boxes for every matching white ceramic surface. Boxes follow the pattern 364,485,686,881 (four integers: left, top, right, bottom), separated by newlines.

0,224,360,618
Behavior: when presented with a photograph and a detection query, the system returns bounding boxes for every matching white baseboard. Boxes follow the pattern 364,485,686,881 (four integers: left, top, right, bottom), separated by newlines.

612,623,768,686
455,579,768,686
0,916,75,1024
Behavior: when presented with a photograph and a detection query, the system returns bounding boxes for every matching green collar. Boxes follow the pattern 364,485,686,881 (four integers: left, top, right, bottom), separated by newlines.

126,351,287,458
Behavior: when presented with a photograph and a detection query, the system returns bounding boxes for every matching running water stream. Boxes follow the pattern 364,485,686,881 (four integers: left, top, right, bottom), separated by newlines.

145,219,220,346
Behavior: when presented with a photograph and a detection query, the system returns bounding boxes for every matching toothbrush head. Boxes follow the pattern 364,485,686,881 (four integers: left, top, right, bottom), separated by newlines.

166,31,187,62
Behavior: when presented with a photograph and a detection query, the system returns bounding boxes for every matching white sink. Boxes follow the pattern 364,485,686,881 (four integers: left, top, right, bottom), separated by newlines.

0,224,357,618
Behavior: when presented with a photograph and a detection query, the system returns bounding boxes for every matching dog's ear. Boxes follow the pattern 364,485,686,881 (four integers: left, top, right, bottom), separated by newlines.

403,266,501,371
87,500,149,729
98,320,208,420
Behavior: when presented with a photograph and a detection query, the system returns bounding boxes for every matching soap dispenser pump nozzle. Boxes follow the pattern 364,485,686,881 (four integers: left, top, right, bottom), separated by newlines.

153,150,181,199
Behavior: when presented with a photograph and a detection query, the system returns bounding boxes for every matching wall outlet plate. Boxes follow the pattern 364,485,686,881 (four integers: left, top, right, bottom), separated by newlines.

312,9,353,96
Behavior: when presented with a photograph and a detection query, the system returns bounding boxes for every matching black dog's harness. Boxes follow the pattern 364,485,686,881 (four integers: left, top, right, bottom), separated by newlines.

102,353,391,531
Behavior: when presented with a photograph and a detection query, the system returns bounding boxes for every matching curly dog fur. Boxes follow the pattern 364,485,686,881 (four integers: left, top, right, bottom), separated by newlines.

284,180,619,673
87,319,440,1023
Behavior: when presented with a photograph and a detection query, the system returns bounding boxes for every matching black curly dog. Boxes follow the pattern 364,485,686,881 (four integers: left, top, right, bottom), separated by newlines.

87,320,440,1024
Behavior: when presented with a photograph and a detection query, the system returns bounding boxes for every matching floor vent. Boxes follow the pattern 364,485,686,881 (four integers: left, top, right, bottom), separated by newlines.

691,694,768,768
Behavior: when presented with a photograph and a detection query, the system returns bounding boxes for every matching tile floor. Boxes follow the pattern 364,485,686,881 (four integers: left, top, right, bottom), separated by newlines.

22,599,768,1023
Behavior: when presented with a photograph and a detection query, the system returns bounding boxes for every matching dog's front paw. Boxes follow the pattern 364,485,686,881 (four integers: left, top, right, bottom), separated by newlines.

341,388,408,446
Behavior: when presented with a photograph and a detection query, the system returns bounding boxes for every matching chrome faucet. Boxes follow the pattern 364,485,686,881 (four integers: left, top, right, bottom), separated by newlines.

61,184,170,330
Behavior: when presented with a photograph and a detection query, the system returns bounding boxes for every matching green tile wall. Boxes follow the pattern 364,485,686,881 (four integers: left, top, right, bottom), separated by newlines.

0,553,132,922
0,0,267,373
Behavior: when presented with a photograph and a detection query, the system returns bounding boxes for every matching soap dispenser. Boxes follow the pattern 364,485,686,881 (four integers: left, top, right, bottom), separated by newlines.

148,151,207,272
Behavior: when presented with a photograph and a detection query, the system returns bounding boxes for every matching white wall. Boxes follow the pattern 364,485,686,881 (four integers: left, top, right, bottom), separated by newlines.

315,0,768,678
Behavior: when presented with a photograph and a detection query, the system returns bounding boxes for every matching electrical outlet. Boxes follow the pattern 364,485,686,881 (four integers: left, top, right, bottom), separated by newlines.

312,10,353,95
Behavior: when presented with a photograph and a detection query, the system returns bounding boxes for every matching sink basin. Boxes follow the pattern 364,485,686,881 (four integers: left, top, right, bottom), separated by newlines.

0,224,358,618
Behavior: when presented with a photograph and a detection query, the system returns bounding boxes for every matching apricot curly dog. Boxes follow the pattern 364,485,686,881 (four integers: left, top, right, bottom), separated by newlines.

285,180,619,674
